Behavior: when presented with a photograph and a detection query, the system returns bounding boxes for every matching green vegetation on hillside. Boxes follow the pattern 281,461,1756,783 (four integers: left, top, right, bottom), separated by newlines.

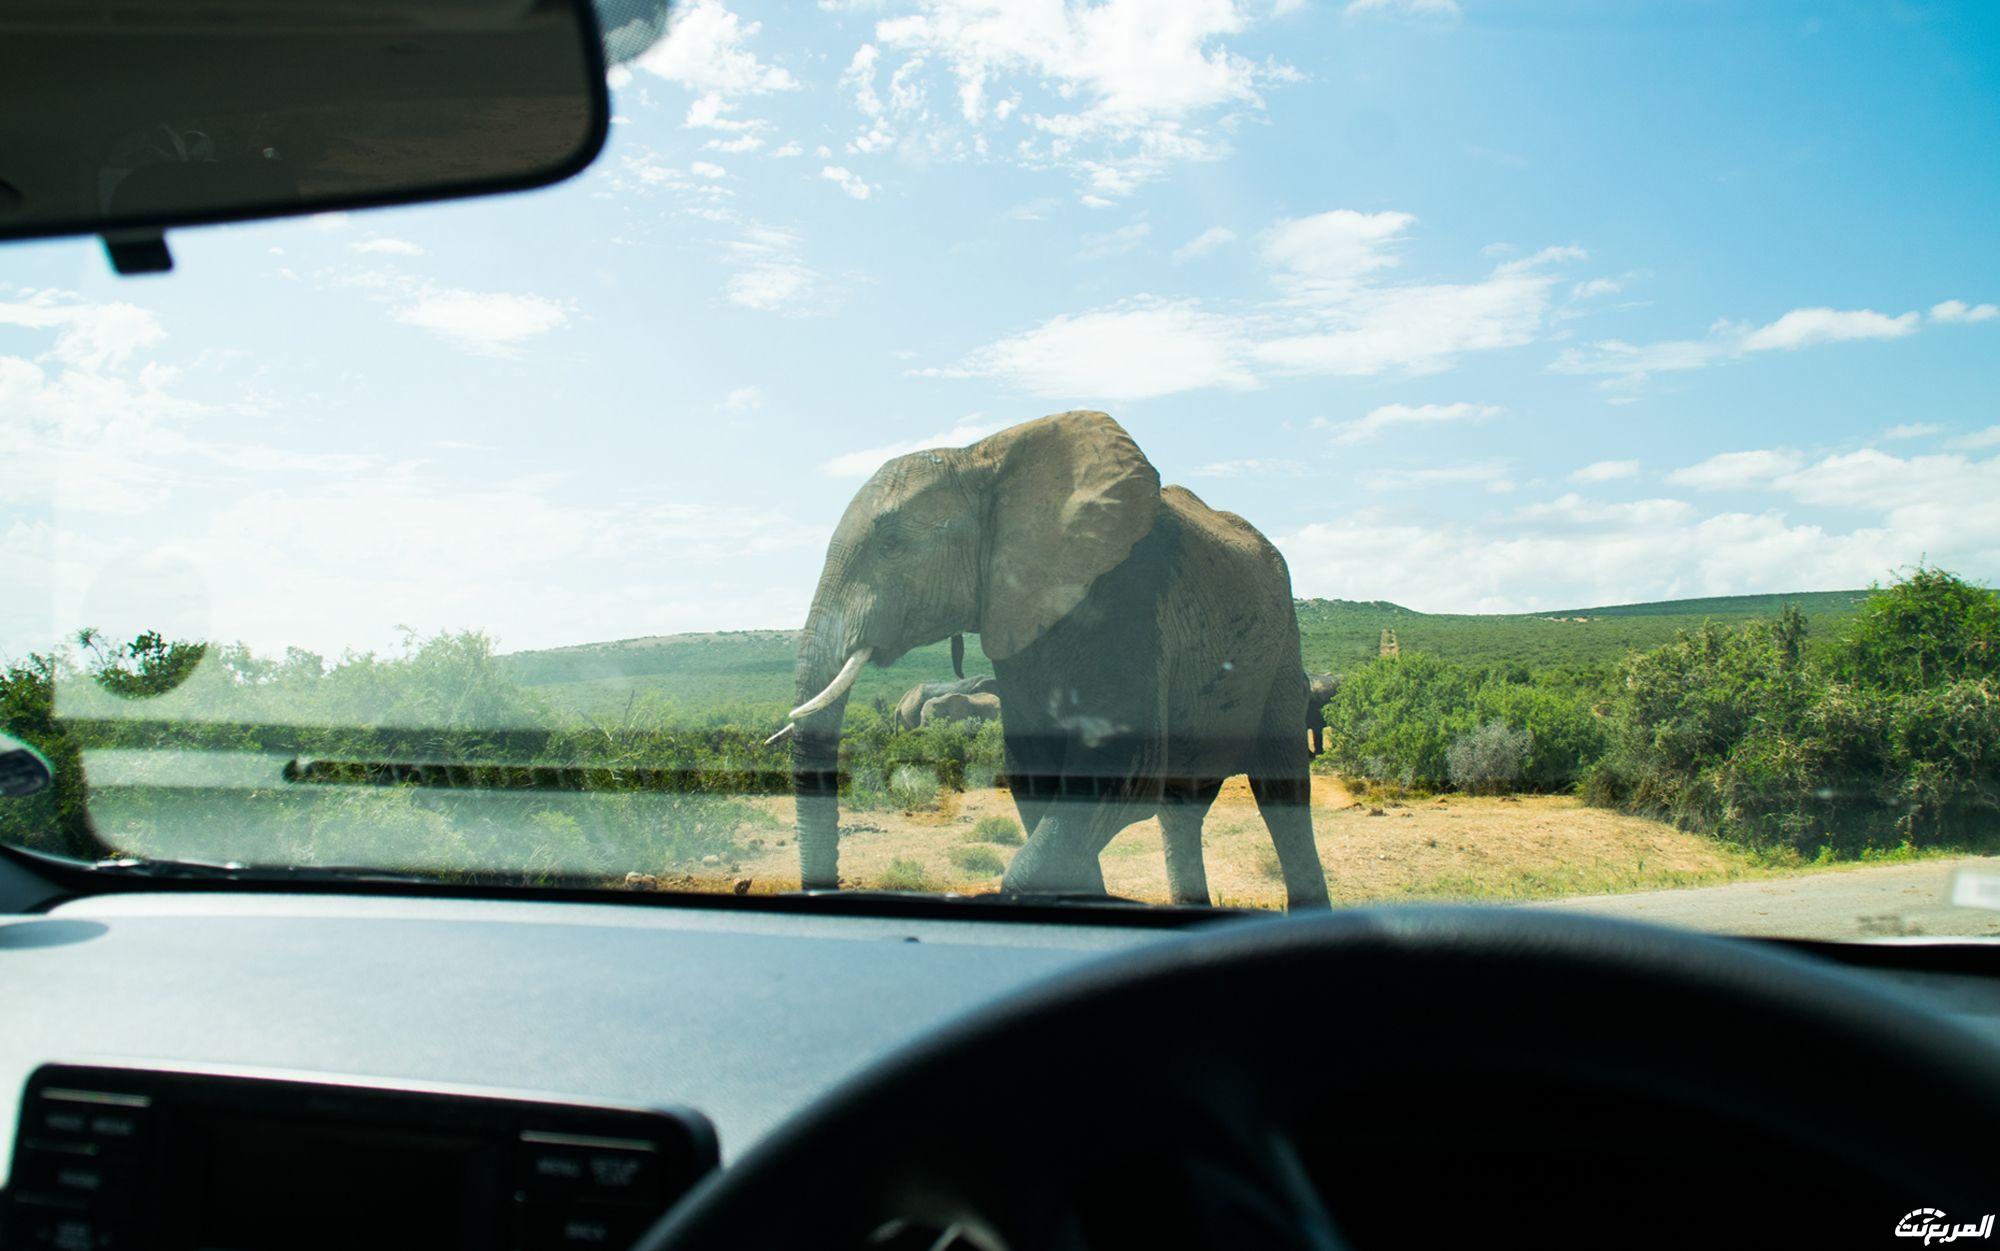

1295,589,1871,671
4,581,1976,887
1317,571,2000,859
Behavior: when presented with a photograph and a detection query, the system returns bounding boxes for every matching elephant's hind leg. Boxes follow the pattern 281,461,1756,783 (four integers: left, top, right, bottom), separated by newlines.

1158,776,1222,905
1248,748,1331,910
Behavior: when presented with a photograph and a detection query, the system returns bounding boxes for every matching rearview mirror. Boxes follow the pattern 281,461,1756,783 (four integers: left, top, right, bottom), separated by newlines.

0,0,612,274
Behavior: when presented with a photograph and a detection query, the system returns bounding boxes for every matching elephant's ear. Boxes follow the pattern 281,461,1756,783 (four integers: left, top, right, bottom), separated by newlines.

975,410,1161,661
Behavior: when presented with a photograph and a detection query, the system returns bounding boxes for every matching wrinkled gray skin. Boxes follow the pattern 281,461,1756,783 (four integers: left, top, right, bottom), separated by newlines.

920,691,1002,727
1305,673,1341,757
788,410,1331,909
896,675,999,729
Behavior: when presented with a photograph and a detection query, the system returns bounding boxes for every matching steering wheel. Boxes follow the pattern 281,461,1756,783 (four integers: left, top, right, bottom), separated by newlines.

636,908,2000,1249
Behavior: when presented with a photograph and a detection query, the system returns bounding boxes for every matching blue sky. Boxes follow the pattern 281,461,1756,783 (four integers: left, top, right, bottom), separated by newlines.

3,0,1998,660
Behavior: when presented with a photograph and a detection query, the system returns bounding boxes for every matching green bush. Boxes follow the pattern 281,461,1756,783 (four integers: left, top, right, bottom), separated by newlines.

1320,653,1601,793
876,856,939,892
948,844,1007,875
967,815,1024,845
1588,569,2000,853
1446,720,1533,794
886,764,942,811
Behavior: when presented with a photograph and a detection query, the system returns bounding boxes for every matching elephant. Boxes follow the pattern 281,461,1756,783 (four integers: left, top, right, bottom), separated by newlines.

773,409,1331,910
1305,672,1341,756
920,690,1002,727
895,675,999,729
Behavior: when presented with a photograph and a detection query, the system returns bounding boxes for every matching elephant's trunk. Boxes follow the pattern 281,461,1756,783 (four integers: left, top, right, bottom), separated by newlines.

791,626,868,890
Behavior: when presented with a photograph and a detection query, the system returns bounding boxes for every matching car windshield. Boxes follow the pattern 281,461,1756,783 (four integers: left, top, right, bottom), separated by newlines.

4,0,1998,939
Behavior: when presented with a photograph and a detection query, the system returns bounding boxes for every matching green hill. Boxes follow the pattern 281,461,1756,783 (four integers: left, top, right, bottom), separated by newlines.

1294,589,1873,671
502,590,1873,717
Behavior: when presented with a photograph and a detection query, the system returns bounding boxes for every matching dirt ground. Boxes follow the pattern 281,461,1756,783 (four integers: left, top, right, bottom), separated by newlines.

663,776,1768,909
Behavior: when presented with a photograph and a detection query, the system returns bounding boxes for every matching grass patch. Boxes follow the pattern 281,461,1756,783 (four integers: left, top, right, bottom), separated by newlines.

966,815,1023,845
875,856,940,892
949,844,1007,875
887,765,942,812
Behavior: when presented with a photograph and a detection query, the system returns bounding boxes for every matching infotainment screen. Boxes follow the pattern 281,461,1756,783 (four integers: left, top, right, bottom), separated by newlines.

179,1115,500,1249
4,1064,718,1251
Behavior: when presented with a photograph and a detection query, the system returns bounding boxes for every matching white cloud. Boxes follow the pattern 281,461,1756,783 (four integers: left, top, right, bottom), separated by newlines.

1570,277,1621,300
1364,461,1513,491
820,165,875,200
1666,449,1805,491
1950,426,2000,451
1738,306,1919,352
1075,221,1151,261
1191,458,1311,478
1172,226,1237,264
850,0,1296,200
820,418,1002,478
632,0,800,97
1883,422,1942,440
0,291,167,372
1260,210,1414,287
389,288,570,357
350,237,426,257
1568,459,1640,483
771,141,804,157
1252,237,1584,378
1932,299,1999,324
1324,401,1501,445
721,225,825,314
690,160,727,179
724,385,763,412
932,212,1582,400
684,91,768,135
1276,501,1887,616
1554,301,1965,393
1343,0,1460,16
920,296,1254,401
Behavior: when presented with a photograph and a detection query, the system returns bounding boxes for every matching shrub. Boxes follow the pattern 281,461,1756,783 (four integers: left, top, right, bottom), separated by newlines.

1447,720,1533,794
967,815,1024,845
1321,652,1600,793
948,844,1007,875
1588,570,2000,854
886,764,942,811
876,856,939,892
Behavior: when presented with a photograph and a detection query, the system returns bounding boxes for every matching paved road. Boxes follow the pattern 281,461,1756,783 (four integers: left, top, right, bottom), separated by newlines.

1528,855,2000,940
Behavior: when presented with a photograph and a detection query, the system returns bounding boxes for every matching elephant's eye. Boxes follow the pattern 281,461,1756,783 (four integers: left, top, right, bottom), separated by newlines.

877,530,909,558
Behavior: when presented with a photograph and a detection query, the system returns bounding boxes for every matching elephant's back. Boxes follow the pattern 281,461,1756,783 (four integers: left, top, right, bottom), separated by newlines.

1152,486,1305,762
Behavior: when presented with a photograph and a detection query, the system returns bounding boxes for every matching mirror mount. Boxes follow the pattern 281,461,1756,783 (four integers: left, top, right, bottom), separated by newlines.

103,232,174,277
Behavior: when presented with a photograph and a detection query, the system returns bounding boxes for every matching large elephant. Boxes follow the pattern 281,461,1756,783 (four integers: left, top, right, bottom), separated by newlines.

921,691,1002,727
775,410,1330,910
1305,672,1341,756
895,675,999,729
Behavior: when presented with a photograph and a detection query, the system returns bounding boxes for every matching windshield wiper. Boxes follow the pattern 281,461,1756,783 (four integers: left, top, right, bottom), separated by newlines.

86,855,435,885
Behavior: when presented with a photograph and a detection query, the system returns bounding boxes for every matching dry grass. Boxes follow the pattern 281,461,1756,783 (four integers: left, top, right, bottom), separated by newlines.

674,775,1779,908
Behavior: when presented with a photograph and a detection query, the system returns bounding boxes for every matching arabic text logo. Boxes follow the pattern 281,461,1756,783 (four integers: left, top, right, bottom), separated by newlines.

1897,1210,1995,1245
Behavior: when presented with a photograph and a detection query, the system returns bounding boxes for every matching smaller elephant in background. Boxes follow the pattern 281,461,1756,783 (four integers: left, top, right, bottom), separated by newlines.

921,691,1003,728
1305,672,1341,756
896,675,999,729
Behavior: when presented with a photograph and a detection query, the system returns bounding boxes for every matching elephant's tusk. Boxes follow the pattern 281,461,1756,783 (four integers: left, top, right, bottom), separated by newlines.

764,722,796,747
788,647,874,721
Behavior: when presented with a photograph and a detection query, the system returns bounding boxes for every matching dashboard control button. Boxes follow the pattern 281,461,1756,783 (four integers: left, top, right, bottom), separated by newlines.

524,1206,645,1249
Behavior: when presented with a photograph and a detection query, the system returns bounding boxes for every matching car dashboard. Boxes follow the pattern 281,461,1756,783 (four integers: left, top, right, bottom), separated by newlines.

5,888,2000,1248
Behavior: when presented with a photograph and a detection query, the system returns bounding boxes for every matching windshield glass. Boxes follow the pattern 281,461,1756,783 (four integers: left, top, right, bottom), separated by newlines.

5,0,1999,939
